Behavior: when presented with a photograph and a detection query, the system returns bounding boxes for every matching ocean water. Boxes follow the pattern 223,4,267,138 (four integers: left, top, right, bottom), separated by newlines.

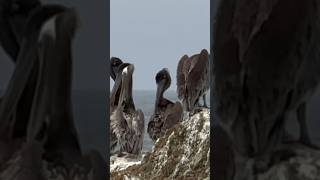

74,89,211,154
0,89,209,156
2,88,320,157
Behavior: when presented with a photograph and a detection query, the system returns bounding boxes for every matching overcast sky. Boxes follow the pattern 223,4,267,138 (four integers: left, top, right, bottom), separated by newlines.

111,0,210,90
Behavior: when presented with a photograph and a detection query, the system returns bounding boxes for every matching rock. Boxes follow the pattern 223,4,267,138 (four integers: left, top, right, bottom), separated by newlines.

233,143,320,180
0,142,106,180
110,153,147,172
111,108,210,180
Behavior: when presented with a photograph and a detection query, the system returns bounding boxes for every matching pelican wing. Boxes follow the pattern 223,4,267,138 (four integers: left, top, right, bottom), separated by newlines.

110,107,128,143
189,49,209,91
133,109,144,153
147,113,162,142
213,0,316,156
134,109,145,136
177,55,190,99
164,101,183,130
183,49,209,109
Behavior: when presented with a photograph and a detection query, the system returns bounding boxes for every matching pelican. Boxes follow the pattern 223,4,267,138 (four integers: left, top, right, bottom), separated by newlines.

110,57,123,81
26,7,82,163
214,0,320,177
110,63,144,155
148,68,182,142
109,57,124,152
177,49,210,112
0,4,67,141
0,4,106,179
109,60,126,152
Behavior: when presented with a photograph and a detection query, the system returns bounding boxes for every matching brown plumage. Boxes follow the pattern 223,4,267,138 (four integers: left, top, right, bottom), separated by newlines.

109,58,124,152
27,8,81,162
214,0,320,160
110,64,144,155
0,4,106,179
177,49,210,112
110,63,136,153
148,68,183,142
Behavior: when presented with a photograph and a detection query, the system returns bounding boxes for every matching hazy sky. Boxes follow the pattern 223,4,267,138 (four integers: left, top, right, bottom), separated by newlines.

111,0,210,90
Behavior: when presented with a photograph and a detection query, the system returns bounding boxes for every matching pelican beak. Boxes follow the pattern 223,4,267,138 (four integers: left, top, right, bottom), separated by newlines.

155,79,166,111
110,66,117,81
119,64,134,106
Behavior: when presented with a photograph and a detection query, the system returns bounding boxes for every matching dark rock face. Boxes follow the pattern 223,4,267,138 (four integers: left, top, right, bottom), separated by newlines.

111,109,210,180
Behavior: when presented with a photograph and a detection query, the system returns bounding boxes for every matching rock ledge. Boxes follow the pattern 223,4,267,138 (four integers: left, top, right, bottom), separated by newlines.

111,109,210,180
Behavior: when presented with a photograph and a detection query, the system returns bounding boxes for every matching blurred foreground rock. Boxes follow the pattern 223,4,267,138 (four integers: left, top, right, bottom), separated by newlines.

0,142,104,180
111,109,210,180
238,144,320,180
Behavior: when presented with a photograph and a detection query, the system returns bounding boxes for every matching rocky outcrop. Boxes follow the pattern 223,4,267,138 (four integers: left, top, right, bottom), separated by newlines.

259,146,320,180
111,109,210,180
0,141,105,180
233,143,320,180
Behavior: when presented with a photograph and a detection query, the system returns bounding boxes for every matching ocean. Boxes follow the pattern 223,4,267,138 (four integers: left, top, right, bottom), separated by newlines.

74,89,210,154
2,89,320,157
0,89,209,156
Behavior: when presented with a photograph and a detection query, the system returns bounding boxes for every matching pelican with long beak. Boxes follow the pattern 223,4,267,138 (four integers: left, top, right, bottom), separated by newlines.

0,5,106,179
110,57,123,81
110,63,144,155
148,68,183,142
110,62,128,152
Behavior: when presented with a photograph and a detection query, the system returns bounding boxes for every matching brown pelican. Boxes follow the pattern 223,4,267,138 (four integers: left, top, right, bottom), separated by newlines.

109,57,124,152
177,49,210,112
110,57,123,81
0,4,106,179
214,0,320,177
26,7,82,163
109,60,137,153
0,4,67,141
147,68,183,142
110,63,144,155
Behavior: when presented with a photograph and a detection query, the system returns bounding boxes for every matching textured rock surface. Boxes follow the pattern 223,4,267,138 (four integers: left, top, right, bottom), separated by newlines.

236,144,320,180
111,109,210,180
110,153,147,173
0,142,104,180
